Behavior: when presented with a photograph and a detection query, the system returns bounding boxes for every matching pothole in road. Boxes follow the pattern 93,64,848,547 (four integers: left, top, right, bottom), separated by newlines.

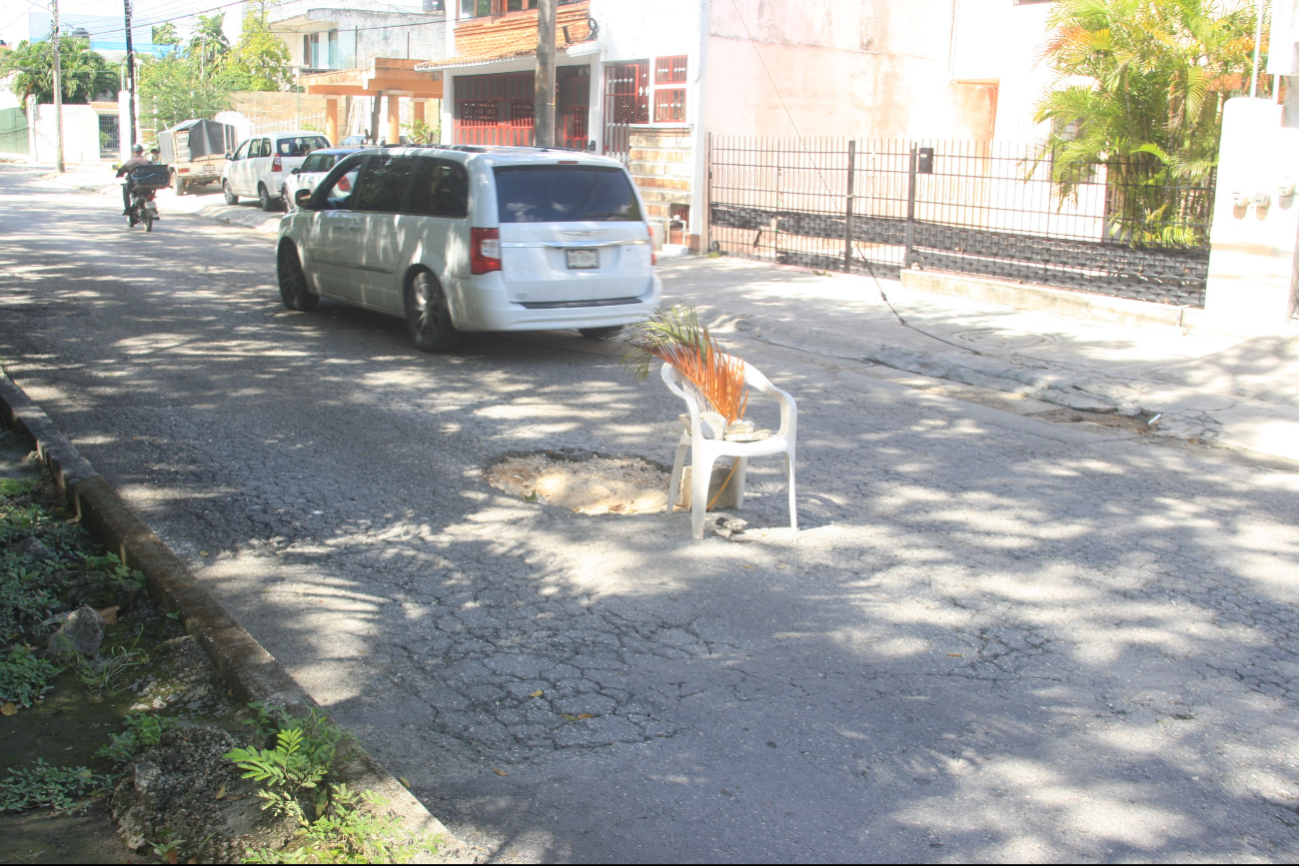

486,451,670,515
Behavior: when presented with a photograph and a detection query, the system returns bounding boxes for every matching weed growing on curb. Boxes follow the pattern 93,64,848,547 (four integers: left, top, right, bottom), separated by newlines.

227,728,331,802
0,645,60,707
229,706,438,863
0,759,111,813
96,713,175,763
242,784,438,865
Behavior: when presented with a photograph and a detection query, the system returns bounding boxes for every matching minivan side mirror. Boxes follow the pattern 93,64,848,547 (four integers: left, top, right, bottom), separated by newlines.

291,168,300,175
294,188,315,210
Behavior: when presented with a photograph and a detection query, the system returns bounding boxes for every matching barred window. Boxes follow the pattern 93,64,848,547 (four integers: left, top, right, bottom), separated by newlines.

655,56,687,85
653,88,686,123
459,100,500,125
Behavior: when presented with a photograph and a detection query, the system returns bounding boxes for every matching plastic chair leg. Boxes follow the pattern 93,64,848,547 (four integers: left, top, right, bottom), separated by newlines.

668,436,689,512
733,457,748,509
785,450,797,531
691,453,716,539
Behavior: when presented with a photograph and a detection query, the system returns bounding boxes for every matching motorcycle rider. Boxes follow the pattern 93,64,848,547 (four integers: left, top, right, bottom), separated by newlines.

116,144,152,215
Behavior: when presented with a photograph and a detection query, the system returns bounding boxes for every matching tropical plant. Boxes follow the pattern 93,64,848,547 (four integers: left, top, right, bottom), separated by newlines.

623,305,748,424
404,117,437,145
187,12,231,75
1033,0,1265,245
0,37,114,106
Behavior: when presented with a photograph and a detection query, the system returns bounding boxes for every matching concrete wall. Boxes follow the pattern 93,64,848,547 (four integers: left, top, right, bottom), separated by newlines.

704,0,998,141
29,103,105,165
948,0,1055,141
229,92,333,132
591,0,700,62
279,11,446,70
1202,98,1299,333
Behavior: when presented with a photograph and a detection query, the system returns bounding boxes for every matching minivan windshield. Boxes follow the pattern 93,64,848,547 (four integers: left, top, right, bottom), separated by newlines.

494,165,642,223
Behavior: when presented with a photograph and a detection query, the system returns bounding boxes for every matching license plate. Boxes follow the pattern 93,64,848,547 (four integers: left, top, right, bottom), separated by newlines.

566,249,599,269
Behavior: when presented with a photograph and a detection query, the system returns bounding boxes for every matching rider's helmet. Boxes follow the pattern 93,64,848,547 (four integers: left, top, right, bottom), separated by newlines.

132,144,144,155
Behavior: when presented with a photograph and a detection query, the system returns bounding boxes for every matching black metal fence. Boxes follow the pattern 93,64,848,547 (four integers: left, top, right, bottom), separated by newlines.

707,136,1216,307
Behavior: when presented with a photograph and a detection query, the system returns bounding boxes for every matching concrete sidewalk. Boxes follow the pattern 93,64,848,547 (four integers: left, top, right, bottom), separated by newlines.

660,257,1299,464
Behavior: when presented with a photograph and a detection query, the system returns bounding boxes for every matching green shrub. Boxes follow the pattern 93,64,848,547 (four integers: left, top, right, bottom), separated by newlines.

0,760,110,813
0,645,60,707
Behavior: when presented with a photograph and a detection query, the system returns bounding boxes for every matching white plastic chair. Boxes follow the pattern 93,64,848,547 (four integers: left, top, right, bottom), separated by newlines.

661,358,797,538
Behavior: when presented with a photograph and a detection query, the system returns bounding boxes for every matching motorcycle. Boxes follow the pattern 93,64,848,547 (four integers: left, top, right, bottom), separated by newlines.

124,164,171,232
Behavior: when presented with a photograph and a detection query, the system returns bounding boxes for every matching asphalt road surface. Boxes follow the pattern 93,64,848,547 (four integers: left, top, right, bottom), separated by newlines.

4,165,1299,862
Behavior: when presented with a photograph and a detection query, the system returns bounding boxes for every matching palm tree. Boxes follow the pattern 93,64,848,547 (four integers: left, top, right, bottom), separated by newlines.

1033,0,1263,246
186,12,230,76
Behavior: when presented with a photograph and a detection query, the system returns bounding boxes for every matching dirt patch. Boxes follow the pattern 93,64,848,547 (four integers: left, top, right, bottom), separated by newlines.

486,453,670,515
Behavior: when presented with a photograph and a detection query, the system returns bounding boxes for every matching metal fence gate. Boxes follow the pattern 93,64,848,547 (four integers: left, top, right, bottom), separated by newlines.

707,136,1215,308
0,108,29,157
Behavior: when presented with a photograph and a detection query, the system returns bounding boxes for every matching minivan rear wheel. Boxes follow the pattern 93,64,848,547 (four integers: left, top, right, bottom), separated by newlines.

406,271,461,353
578,326,624,340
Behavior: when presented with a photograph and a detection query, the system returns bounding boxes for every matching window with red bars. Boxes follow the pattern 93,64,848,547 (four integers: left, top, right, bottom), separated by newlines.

510,99,534,125
653,88,686,123
459,101,501,125
655,56,687,85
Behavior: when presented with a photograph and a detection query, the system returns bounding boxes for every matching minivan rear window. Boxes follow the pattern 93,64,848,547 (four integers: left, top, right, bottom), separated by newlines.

278,136,330,157
494,166,642,223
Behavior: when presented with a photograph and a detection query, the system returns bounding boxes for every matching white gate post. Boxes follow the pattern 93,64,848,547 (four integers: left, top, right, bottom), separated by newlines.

1200,97,1299,333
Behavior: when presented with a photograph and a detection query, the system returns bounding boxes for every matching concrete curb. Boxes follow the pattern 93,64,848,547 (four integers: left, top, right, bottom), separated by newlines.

196,203,282,235
0,372,480,863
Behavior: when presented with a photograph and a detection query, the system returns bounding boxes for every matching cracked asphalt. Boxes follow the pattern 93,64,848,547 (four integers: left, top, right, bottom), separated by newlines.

4,164,1299,862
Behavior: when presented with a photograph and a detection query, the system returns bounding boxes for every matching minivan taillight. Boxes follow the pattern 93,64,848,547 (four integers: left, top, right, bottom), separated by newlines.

470,228,502,275
645,222,657,266
271,155,283,172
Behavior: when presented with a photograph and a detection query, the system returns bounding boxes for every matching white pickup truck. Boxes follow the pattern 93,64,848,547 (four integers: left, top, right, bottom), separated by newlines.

157,119,239,195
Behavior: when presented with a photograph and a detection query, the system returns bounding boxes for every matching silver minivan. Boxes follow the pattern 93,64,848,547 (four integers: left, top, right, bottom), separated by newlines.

276,146,662,351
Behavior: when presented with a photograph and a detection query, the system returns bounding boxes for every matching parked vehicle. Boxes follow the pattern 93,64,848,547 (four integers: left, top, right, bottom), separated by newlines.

282,146,367,212
125,164,171,231
221,131,331,212
157,119,238,195
276,146,661,352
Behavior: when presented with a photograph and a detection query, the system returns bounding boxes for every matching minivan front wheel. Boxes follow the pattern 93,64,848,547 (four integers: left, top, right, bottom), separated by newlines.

405,271,460,353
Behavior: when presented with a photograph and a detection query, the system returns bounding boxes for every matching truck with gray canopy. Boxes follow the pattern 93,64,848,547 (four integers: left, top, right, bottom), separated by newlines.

157,119,239,195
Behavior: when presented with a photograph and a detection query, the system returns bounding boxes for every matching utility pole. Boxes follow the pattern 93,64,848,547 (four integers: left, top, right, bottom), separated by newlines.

51,0,65,173
534,0,556,148
123,0,136,149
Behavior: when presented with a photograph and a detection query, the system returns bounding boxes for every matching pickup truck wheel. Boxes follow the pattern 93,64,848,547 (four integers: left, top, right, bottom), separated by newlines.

172,172,186,196
405,271,461,353
278,243,319,311
223,181,238,206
